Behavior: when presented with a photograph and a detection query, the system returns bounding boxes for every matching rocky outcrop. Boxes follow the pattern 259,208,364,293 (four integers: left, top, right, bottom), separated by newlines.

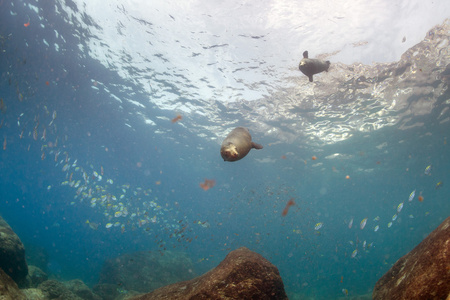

38,279,83,300
0,216,28,286
28,265,48,287
131,247,288,300
373,217,450,300
64,279,102,300
97,250,195,293
0,267,26,300
21,288,46,300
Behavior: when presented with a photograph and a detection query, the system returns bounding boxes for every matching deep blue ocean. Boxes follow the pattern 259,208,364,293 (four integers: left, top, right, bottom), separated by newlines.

1,1,449,299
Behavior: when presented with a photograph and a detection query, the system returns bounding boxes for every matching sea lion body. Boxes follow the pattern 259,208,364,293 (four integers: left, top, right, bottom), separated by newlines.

299,51,330,82
220,127,263,162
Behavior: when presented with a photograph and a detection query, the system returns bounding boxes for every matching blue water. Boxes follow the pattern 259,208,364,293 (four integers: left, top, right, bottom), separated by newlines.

1,1,449,299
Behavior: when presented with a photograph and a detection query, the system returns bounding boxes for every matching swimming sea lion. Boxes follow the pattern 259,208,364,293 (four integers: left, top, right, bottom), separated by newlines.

220,127,263,162
299,51,330,82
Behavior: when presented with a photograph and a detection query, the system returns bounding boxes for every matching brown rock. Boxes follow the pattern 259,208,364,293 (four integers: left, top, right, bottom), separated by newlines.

373,217,450,300
0,267,26,300
131,247,288,300
0,216,28,286
21,288,46,300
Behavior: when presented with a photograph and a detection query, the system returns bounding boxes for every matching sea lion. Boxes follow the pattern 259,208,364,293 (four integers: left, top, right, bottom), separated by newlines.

220,127,263,162
298,51,330,82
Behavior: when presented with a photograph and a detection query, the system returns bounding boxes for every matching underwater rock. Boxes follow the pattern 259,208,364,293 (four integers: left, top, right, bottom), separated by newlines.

130,247,288,300
0,267,26,299
38,279,83,300
0,216,29,286
92,283,123,300
21,288,46,300
372,216,450,300
28,265,48,287
64,279,102,300
97,250,195,293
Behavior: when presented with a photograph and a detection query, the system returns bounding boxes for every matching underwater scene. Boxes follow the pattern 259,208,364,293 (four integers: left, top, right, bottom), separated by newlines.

0,0,449,299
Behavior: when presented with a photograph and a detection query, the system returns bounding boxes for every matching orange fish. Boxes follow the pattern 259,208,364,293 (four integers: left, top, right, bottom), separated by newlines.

24,22,30,27
171,114,182,123
282,198,295,216
200,179,216,191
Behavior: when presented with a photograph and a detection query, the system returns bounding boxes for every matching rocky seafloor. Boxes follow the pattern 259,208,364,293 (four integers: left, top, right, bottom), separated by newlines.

1,215,448,300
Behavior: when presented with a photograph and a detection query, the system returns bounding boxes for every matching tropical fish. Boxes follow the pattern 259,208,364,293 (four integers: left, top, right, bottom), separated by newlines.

105,223,113,229
435,181,443,189
282,198,295,217
200,179,215,191
387,222,393,228
362,240,367,250
314,222,323,230
86,220,99,230
33,128,38,140
342,288,348,296
397,202,404,213
348,218,354,229
424,165,431,175
373,216,380,221
392,214,398,221
351,249,358,258
49,110,56,126
360,218,368,230
171,114,182,123
408,190,416,202
374,225,379,232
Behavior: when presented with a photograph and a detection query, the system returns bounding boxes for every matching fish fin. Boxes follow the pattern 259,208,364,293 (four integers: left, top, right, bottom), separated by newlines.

303,51,308,58
309,75,313,82
252,142,263,150
325,61,331,72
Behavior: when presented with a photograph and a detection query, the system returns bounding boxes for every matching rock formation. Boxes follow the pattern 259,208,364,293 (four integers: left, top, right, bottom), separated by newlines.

0,215,28,287
373,217,450,300
131,247,288,300
0,267,26,300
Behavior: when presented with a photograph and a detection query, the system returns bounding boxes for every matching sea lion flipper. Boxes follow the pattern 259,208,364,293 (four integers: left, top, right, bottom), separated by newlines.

303,51,309,58
308,75,313,82
252,142,263,150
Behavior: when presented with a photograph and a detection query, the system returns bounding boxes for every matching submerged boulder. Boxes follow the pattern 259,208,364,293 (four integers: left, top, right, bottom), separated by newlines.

0,216,28,286
0,267,26,300
64,279,102,300
131,247,288,300
373,217,450,300
38,279,83,300
97,250,195,293
28,265,48,287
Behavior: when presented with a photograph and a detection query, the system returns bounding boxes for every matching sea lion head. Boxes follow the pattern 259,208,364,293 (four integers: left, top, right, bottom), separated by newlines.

221,143,239,161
